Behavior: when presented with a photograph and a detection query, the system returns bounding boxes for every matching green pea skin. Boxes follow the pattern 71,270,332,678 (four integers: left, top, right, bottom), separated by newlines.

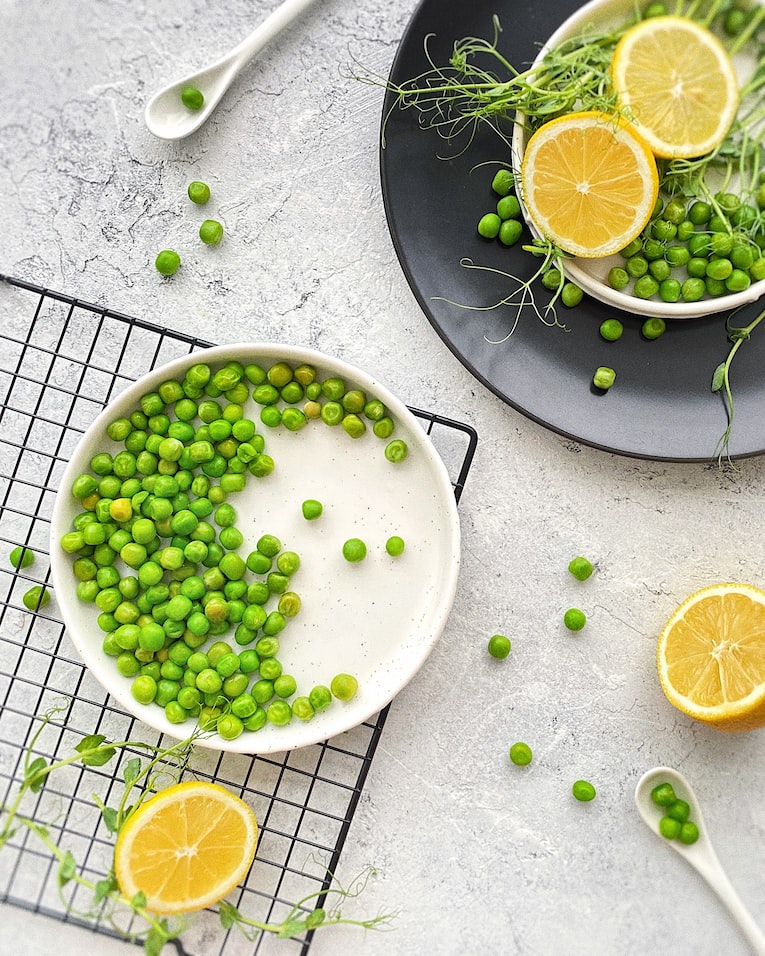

572,780,596,802
487,634,511,659
330,673,358,701
509,742,532,766
563,607,586,631
599,319,623,342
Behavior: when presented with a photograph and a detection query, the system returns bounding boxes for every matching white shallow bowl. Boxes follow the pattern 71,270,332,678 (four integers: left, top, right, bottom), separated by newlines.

50,343,461,753
511,0,765,319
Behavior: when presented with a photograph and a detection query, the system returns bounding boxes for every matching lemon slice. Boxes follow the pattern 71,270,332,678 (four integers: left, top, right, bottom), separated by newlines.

520,110,659,258
611,15,739,158
114,780,258,914
657,582,765,732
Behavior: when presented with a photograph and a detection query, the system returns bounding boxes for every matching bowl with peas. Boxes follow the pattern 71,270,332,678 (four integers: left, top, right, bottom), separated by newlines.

50,344,461,753
509,0,765,319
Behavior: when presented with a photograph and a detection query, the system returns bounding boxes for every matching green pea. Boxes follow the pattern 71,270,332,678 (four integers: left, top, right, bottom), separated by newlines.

199,220,224,245
302,499,323,520
560,282,583,307
496,194,521,220
155,250,180,276
292,697,315,721
274,674,297,698
659,278,681,302
487,634,511,659
385,439,408,463
687,200,711,225
681,277,706,301
491,168,514,196
568,556,593,580
330,673,358,701
217,713,244,740
266,700,292,726
278,591,301,617
509,742,532,766
620,237,642,258
678,821,700,845
572,780,596,801
607,267,630,291
599,319,623,342
541,267,563,291
592,367,616,390
385,535,405,556
477,213,501,239
642,317,666,340
563,607,586,631
625,255,648,278
498,219,523,246
131,675,158,705
309,685,332,712
181,86,204,110
342,413,366,438
706,257,733,281
633,275,659,299
648,258,671,282
22,585,50,611
666,799,691,823
726,269,751,293
342,538,367,562
659,816,682,839
10,546,34,569
187,181,211,204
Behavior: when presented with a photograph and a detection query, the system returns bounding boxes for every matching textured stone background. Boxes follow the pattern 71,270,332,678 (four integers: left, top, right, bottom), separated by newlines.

2,0,765,953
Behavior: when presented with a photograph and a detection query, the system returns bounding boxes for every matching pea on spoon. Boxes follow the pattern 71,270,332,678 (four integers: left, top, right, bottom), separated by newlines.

635,766,765,955
145,0,320,141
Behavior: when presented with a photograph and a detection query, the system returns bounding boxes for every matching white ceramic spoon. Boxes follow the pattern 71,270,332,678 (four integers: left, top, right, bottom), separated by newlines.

635,766,765,955
145,0,320,140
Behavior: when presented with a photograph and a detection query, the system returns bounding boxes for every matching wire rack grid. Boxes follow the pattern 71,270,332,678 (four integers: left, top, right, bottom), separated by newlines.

0,275,477,955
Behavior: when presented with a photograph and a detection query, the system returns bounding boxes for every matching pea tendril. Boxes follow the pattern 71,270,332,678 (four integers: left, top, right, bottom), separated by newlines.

0,701,396,954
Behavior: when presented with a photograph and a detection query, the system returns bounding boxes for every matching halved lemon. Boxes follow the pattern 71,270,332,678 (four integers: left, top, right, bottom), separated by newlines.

657,583,765,732
520,110,659,258
611,15,739,158
114,780,258,914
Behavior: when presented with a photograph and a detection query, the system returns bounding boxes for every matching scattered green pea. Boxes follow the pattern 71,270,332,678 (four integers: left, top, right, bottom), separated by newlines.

642,317,667,340
199,220,224,246
487,634,511,659
22,585,50,611
568,556,593,581
509,742,533,766
599,319,623,342
491,168,514,196
572,780,596,802
593,367,616,390
478,213,502,239
155,250,181,276
10,546,34,569
563,607,586,631
187,181,211,205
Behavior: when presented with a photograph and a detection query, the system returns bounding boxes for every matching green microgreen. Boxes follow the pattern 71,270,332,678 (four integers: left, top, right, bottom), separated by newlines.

0,700,395,954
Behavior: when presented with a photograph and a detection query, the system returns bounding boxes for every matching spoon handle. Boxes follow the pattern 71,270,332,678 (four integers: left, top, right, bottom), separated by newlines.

228,0,321,68
698,859,765,955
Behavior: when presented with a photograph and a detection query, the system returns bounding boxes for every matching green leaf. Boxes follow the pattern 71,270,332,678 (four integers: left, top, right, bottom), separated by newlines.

76,734,106,753
305,907,326,929
58,850,77,887
143,925,169,956
132,890,147,909
218,901,240,929
123,757,142,786
277,918,308,938
81,746,117,768
94,876,117,902
26,756,49,793
711,362,726,392
101,806,119,833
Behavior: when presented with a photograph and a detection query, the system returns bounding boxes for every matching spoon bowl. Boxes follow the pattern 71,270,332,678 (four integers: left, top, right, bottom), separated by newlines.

635,766,765,955
145,0,320,140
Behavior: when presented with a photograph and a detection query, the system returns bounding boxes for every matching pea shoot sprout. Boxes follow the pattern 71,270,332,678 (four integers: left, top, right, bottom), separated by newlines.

0,702,396,952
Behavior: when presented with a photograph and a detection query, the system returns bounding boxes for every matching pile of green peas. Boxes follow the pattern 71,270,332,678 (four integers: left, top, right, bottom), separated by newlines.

650,781,700,844
479,168,585,307
609,190,765,304
59,357,408,741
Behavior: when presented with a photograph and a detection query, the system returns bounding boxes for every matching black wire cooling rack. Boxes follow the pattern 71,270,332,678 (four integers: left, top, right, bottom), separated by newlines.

0,275,478,955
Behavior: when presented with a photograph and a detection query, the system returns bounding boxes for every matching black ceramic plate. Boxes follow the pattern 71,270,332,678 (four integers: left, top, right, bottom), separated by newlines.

380,0,765,461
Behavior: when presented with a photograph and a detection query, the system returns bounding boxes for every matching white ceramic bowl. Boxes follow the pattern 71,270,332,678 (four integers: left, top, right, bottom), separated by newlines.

50,343,461,753
510,0,765,318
